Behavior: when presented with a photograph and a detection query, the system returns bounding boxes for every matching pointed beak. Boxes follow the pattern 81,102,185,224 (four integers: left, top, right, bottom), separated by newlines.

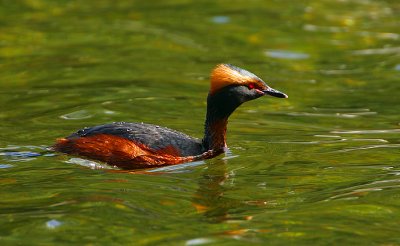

262,87,288,98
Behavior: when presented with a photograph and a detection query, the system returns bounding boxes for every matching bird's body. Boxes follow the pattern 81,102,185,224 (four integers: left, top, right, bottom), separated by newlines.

66,122,204,156
53,64,287,169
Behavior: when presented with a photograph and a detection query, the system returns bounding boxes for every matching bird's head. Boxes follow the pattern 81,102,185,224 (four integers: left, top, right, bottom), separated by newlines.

210,64,288,103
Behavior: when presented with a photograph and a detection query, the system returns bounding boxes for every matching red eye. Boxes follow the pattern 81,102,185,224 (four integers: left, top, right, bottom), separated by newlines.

248,83,255,89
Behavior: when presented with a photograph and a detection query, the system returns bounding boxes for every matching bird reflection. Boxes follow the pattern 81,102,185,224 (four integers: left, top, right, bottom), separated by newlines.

192,159,250,223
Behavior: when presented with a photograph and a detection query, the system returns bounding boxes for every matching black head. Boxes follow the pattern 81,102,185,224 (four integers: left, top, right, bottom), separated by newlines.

207,64,287,119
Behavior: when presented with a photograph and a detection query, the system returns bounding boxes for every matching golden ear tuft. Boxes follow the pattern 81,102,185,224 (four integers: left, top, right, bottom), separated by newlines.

210,64,250,94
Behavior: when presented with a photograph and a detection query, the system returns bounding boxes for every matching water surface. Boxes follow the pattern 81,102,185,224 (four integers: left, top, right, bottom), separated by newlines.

1,0,399,245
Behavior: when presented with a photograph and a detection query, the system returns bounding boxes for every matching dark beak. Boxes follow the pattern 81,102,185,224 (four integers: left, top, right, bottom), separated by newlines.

263,87,288,98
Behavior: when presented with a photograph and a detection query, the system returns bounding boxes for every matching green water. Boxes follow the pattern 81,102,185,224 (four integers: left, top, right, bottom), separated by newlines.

1,0,400,245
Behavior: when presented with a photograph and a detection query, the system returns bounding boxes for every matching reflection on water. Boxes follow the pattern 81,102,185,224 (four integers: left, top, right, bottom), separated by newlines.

211,16,231,24
193,161,232,223
65,157,116,169
46,219,62,229
0,164,14,169
0,0,399,244
265,50,310,60
0,146,47,162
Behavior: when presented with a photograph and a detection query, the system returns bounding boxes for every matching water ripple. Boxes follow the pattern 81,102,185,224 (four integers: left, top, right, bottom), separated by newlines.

286,107,377,118
303,24,345,33
269,139,347,145
331,144,400,153
270,137,388,145
148,160,206,173
318,69,364,75
304,24,399,41
331,129,400,134
186,237,214,246
0,151,41,158
112,20,206,51
264,50,310,60
66,158,115,169
326,178,400,201
0,164,13,169
0,145,47,162
313,107,371,112
352,46,400,55
286,112,374,118
60,110,92,120
46,219,62,229
211,16,230,24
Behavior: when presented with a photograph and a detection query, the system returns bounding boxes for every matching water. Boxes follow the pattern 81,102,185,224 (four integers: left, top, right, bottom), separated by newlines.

1,0,399,245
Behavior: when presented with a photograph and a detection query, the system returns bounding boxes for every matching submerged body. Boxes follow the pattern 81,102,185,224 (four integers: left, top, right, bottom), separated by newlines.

54,64,287,169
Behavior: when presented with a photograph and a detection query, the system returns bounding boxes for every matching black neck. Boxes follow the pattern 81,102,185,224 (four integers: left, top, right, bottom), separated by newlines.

202,87,243,151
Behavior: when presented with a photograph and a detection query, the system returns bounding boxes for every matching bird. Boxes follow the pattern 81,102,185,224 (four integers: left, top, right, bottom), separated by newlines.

53,64,287,169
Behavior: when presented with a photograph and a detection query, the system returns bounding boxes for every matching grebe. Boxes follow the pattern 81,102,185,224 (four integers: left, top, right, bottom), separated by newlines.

53,64,287,169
